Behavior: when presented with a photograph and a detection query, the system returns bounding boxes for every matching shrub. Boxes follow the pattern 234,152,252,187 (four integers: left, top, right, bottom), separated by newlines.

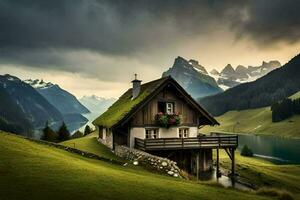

240,145,253,157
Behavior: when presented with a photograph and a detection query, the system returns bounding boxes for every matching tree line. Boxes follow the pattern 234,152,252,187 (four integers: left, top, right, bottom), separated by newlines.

41,122,93,142
271,97,300,122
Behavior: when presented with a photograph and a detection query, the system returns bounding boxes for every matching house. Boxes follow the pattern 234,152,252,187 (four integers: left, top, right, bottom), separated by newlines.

93,75,237,178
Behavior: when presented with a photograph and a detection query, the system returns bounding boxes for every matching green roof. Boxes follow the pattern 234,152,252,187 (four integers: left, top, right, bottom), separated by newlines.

93,77,169,128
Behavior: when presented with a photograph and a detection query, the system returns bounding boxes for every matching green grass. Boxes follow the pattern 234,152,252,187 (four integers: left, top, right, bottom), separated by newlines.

217,149,300,199
289,91,300,100
202,91,300,138
93,77,167,128
61,132,120,161
202,107,300,138
0,131,272,200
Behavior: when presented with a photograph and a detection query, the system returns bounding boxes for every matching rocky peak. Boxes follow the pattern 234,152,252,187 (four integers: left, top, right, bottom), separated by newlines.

221,64,235,75
261,60,281,69
210,69,220,75
235,65,248,74
189,59,208,74
24,79,54,89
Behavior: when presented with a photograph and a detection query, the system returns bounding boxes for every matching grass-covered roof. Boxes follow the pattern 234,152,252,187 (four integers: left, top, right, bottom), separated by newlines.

93,77,169,128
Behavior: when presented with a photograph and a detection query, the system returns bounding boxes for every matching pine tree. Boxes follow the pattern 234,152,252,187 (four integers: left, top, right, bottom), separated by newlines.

41,121,58,142
71,130,83,139
84,125,92,136
57,122,70,141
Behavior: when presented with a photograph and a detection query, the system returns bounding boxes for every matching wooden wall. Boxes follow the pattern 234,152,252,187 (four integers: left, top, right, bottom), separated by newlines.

131,86,199,126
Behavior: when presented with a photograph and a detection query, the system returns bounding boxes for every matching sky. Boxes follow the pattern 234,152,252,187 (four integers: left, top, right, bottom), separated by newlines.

0,0,300,98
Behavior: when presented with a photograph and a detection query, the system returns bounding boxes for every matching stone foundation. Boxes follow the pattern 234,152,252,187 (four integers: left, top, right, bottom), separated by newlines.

114,145,182,178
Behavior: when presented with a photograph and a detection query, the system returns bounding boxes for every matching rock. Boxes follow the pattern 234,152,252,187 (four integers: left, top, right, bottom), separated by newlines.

133,160,139,166
173,173,179,178
161,161,168,167
167,171,174,176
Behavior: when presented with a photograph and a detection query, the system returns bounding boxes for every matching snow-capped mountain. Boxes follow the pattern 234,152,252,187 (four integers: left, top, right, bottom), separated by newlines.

25,79,90,115
210,60,281,89
0,74,63,136
162,57,281,95
162,56,223,99
79,95,116,114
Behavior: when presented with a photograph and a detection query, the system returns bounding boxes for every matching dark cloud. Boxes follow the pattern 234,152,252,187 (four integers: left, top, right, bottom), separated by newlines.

232,0,300,45
0,0,299,73
0,0,243,55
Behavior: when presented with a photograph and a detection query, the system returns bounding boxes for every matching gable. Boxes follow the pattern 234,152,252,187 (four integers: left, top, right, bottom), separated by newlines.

131,85,199,126
93,76,218,128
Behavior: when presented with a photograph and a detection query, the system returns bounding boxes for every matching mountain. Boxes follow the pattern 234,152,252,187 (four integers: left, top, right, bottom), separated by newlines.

0,75,63,130
210,60,281,89
79,95,116,114
199,54,300,116
24,79,90,115
162,56,223,99
0,85,33,136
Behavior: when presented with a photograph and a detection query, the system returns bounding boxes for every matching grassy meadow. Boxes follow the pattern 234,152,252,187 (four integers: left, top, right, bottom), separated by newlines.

202,91,300,138
0,131,275,200
202,107,300,138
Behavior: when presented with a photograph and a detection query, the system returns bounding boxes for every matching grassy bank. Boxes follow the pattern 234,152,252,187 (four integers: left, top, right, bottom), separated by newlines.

218,149,300,199
202,107,300,138
0,131,272,200
61,132,120,160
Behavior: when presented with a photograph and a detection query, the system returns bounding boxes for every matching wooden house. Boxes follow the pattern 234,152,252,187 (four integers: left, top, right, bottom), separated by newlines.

93,76,237,178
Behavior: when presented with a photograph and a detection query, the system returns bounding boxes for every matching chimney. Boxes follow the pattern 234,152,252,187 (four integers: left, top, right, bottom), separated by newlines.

131,74,142,99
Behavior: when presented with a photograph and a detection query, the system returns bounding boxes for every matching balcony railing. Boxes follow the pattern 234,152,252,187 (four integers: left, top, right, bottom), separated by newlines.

135,135,238,151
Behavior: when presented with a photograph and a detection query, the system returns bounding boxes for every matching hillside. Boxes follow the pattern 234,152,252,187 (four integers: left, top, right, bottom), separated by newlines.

0,131,272,200
201,107,300,138
0,86,32,135
200,54,300,116
0,75,63,130
202,91,300,138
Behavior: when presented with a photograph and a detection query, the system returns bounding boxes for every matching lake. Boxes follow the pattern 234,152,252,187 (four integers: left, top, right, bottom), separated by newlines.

238,134,300,164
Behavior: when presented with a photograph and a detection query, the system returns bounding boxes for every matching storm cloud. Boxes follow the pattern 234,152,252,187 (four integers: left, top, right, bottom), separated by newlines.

0,0,300,82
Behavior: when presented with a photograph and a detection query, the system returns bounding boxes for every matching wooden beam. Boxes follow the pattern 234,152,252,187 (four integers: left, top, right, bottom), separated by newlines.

224,148,233,160
231,148,236,184
196,151,200,180
216,148,221,178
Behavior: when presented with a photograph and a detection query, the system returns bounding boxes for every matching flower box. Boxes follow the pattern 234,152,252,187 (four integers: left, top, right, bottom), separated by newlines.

155,112,181,128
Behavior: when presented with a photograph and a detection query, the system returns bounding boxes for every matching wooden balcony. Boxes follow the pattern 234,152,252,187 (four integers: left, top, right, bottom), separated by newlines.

135,135,238,151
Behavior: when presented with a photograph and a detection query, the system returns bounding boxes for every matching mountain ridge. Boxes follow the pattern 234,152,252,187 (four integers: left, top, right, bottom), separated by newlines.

199,54,300,116
25,79,90,115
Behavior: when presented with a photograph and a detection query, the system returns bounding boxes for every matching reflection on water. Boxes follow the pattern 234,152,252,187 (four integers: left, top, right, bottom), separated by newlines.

238,134,300,164
199,168,252,190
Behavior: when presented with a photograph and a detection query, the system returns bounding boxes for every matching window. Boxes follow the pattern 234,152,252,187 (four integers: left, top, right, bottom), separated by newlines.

166,102,174,114
179,128,189,138
158,102,166,113
145,128,159,139
158,102,174,114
